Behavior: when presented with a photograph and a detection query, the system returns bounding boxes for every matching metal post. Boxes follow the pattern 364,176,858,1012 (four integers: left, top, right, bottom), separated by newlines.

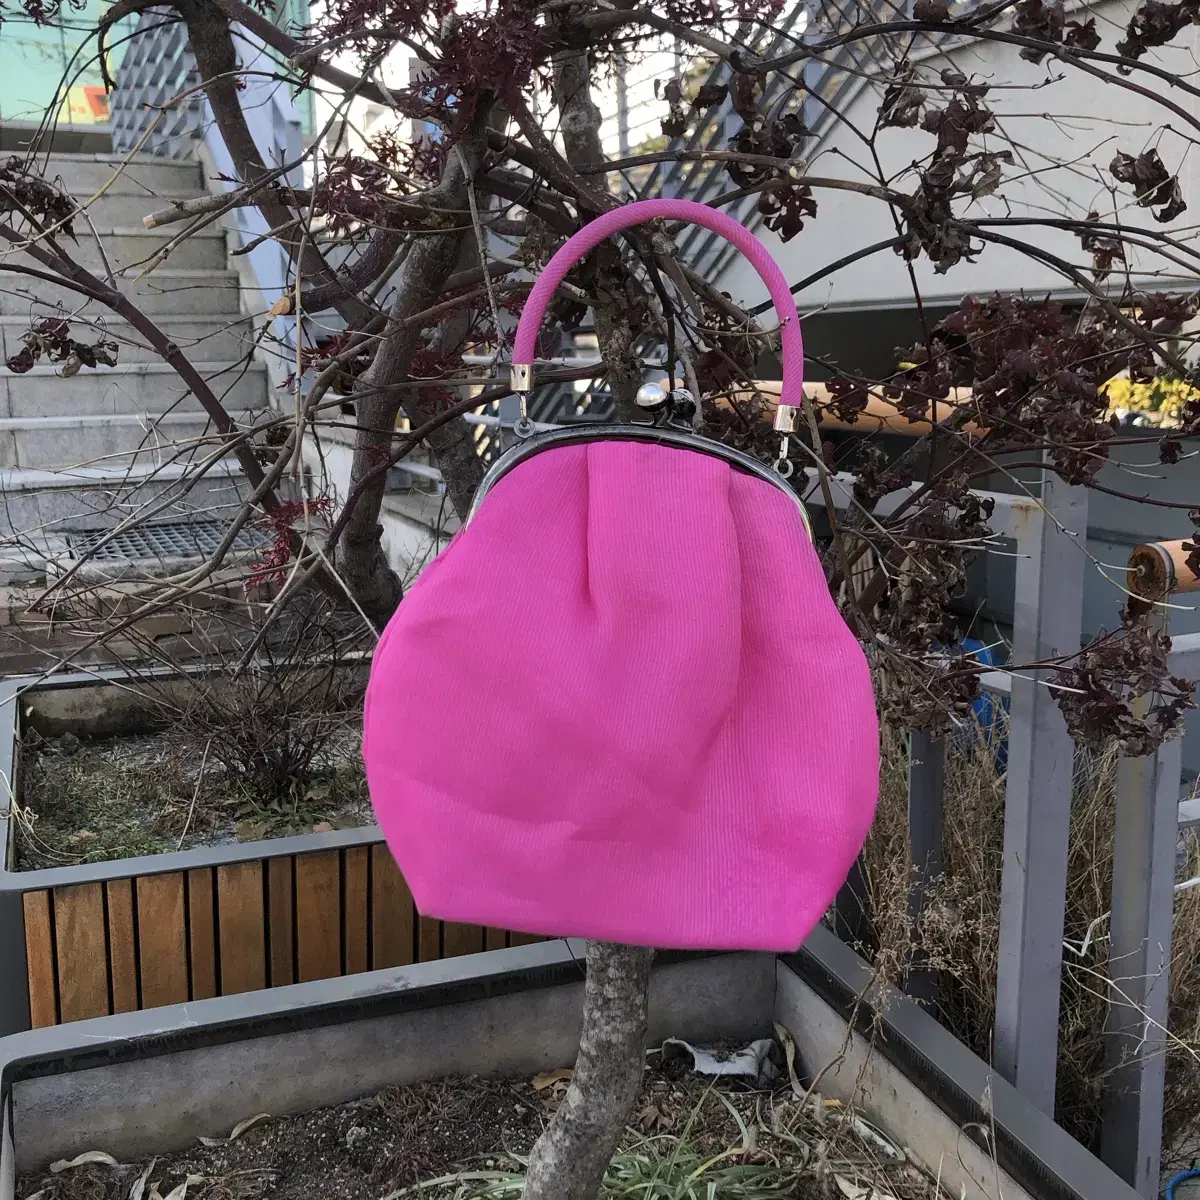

0,692,30,1035
615,56,631,197
662,36,683,200
1100,608,1182,1197
907,731,945,1008
833,856,869,946
0,890,30,1036
993,461,1087,1113
496,393,523,453
1102,734,1183,1195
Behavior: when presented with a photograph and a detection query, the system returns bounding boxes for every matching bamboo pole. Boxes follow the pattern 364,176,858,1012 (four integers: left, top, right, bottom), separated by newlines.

715,380,984,437
1128,540,1200,600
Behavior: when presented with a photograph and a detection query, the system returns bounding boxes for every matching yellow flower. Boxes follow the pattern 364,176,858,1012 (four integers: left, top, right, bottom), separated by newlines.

1102,375,1198,424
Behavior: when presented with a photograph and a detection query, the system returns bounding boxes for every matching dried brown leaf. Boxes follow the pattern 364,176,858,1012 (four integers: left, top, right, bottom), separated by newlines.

532,1067,573,1091
51,1151,121,1173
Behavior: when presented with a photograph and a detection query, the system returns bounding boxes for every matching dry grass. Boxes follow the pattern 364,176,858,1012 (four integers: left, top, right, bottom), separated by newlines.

15,720,370,869
122,593,371,808
853,715,1200,1167
15,597,374,870
404,1087,938,1200
11,593,376,870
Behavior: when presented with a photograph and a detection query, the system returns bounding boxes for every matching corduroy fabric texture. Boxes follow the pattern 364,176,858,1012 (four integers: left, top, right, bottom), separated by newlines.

363,439,879,951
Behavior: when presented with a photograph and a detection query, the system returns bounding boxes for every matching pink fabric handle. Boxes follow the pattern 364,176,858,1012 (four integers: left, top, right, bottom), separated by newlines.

511,198,804,404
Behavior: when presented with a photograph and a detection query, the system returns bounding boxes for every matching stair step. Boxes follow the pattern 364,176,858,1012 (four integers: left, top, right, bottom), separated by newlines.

0,412,263,471
1,519,271,589
0,122,115,156
0,268,245,317
0,461,255,538
0,156,276,542
54,226,229,272
0,361,270,418
36,154,205,196
74,191,205,228
0,316,258,365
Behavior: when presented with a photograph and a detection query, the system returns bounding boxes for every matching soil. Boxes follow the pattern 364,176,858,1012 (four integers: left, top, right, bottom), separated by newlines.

17,1059,938,1200
13,717,371,871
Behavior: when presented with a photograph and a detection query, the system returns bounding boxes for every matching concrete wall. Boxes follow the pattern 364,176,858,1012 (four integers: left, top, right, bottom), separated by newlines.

1,938,1144,1200
301,432,455,587
9,947,773,1170
777,962,1035,1200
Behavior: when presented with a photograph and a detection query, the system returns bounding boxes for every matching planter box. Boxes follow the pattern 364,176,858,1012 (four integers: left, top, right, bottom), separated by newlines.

0,671,533,1035
0,935,1141,1200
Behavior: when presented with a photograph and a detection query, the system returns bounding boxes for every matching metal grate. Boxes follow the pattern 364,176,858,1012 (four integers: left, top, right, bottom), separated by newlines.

67,520,268,562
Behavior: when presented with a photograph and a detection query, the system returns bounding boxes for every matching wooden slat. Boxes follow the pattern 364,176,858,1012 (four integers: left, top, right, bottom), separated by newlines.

343,847,369,976
485,928,508,952
136,873,189,1009
105,880,138,1014
419,915,442,963
216,862,266,996
295,850,341,983
443,923,483,958
370,845,414,969
23,891,57,1028
53,882,109,1022
267,856,295,988
509,931,545,947
187,868,217,1001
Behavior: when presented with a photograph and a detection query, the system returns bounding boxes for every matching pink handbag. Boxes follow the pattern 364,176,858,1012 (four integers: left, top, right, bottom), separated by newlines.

363,199,879,951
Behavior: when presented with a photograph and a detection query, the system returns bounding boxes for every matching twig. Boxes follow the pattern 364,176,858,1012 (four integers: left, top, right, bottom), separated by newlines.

455,143,506,368
177,737,212,850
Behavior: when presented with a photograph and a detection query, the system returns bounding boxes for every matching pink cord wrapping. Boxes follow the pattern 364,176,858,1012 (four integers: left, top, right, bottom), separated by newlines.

511,198,804,405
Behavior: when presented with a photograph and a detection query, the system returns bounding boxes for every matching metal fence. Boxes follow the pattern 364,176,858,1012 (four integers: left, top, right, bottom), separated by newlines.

816,459,1195,1199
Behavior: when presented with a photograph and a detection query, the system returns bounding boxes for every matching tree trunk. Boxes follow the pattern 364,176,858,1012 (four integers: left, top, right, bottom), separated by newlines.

335,109,492,627
523,942,654,1200
519,58,658,1194
174,0,374,330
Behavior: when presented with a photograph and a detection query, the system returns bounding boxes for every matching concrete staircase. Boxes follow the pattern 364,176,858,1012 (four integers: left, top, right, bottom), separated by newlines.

0,152,270,573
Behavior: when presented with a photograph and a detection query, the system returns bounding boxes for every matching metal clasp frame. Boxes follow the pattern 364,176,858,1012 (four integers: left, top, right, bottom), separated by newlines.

500,364,537,450
773,403,799,479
